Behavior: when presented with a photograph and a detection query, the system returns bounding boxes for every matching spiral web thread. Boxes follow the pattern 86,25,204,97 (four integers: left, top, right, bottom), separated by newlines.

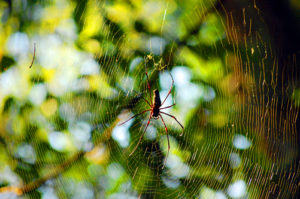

0,0,299,198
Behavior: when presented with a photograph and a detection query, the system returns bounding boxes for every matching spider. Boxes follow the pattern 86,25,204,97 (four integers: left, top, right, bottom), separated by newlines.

119,68,184,160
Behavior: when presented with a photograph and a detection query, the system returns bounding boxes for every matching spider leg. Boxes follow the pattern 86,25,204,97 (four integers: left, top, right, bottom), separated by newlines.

144,57,153,105
160,103,175,110
160,111,184,136
118,109,151,126
161,71,174,106
159,114,170,168
129,113,152,156
140,96,152,107
131,90,151,107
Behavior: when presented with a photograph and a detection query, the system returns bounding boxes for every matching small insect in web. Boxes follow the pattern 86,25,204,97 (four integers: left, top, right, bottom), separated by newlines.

29,43,36,68
118,63,184,165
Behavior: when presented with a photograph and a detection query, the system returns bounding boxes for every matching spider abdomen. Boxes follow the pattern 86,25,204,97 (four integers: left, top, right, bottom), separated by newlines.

152,89,161,118
153,89,161,107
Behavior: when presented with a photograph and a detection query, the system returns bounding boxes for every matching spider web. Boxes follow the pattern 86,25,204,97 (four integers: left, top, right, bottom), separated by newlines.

0,0,299,199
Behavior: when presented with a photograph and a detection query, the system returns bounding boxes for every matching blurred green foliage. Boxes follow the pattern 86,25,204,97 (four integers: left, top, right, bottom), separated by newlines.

0,0,299,199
